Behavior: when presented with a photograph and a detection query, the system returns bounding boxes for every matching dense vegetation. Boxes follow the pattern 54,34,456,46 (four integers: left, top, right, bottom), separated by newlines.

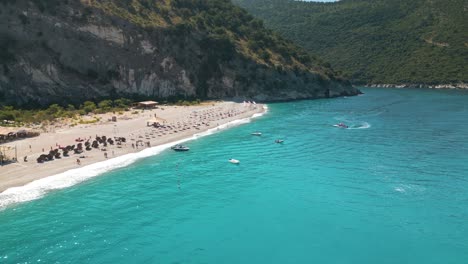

0,0,355,111
85,0,334,74
0,99,134,126
233,0,468,85
0,97,204,127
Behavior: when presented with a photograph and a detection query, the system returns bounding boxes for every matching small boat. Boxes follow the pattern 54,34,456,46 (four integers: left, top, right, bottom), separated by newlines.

333,123,349,129
275,139,284,143
229,158,240,164
171,144,190,151
251,132,262,136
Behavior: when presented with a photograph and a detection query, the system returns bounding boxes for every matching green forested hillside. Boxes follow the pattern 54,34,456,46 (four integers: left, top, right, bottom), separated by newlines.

233,0,468,85
0,0,359,107
84,0,329,73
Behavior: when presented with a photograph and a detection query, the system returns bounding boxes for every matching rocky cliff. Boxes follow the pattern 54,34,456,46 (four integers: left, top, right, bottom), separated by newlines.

0,0,359,107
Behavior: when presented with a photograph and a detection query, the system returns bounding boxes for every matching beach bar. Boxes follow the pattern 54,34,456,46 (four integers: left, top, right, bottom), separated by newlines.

137,101,159,109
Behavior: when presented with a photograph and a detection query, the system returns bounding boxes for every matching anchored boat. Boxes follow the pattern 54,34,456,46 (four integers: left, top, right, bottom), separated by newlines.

171,144,190,151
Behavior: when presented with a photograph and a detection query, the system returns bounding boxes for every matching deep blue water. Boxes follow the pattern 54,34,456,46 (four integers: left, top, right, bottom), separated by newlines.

1,88,468,263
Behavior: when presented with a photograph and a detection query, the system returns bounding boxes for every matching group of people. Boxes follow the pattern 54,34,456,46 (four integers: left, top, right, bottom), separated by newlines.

27,103,261,167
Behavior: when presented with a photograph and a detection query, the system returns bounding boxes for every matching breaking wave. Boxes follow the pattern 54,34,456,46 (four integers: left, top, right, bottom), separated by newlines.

0,106,268,210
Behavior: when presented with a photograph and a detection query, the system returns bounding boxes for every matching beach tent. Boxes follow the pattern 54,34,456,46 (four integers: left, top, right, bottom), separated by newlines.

16,129,27,137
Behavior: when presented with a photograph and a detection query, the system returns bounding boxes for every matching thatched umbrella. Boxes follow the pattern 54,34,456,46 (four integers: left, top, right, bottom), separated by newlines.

37,155,46,163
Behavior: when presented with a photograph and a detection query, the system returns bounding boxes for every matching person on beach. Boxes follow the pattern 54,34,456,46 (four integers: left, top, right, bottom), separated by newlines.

76,159,81,165
104,152,108,159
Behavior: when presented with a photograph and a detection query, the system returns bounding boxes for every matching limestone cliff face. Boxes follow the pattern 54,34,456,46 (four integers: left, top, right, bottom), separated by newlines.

0,0,359,106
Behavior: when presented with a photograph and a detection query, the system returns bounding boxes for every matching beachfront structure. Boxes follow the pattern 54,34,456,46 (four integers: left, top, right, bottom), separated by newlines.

0,145,17,165
0,128,40,143
137,101,159,109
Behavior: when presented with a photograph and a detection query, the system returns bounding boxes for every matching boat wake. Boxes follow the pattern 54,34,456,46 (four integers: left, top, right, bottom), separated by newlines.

333,116,371,130
0,106,269,210
347,122,371,129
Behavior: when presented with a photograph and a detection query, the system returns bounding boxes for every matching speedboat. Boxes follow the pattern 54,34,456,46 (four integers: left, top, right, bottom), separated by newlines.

333,123,348,129
171,144,190,151
229,158,240,164
275,139,284,143
251,132,262,136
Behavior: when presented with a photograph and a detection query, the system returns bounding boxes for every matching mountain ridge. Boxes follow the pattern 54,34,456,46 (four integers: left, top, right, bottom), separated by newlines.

233,0,468,86
0,0,359,107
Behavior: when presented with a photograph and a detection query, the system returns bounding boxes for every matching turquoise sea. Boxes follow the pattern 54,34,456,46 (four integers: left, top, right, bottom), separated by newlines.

1,88,468,263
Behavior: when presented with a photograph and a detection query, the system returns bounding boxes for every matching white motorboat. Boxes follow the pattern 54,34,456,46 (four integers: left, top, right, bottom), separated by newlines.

251,132,262,136
171,144,190,151
229,158,240,164
333,123,349,129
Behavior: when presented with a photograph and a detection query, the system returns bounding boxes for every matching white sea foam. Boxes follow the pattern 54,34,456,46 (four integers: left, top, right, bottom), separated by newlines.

0,107,268,209
348,122,371,129
332,117,371,130
394,187,406,193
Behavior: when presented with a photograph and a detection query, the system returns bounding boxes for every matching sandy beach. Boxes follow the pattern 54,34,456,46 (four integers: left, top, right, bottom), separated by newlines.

0,101,264,193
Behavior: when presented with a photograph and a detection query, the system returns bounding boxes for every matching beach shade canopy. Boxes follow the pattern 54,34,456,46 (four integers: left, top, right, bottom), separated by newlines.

138,101,159,108
0,127,14,136
147,117,167,125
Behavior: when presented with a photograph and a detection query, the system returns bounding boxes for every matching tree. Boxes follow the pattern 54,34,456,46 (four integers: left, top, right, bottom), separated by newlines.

98,100,113,111
114,98,132,109
46,104,64,118
82,101,97,114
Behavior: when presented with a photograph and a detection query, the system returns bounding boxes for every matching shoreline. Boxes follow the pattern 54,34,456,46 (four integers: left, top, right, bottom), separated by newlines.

361,83,468,89
0,102,266,209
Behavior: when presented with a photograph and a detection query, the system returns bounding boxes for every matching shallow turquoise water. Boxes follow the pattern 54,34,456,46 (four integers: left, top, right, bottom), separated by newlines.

1,88,468,263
